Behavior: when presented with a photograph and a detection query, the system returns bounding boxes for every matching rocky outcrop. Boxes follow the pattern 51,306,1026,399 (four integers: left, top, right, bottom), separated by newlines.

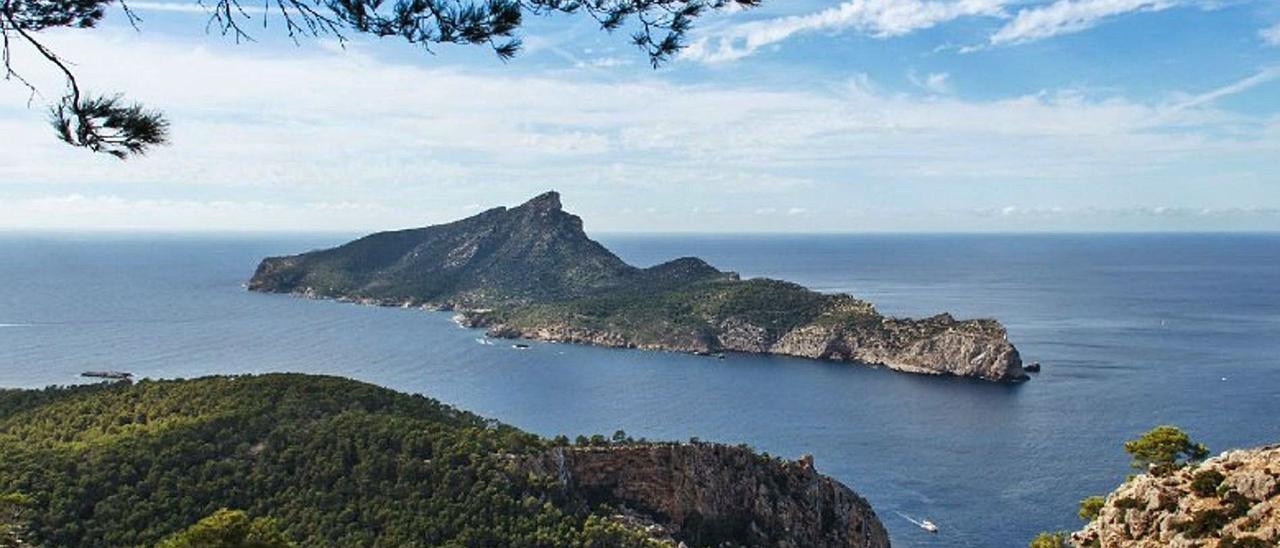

517,443,890,548
466,310,1026,383
1072,444,1280,547
250,191,1027,383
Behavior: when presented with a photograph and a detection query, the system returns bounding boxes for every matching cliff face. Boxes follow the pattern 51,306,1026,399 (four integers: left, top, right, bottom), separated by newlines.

473,306,1023,382
250,191,1026,382
1072,445,1280,547
518,443,890,548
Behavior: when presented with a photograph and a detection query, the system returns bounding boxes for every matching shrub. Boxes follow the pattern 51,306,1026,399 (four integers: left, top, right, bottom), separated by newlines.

1029,530,1069,548
1190,469,1225,497
1078,496,1105,521
1113,497,1142,510
1123,425,1209,474
156,508,293,548
1174,509,1229,538
1222,490,1252,519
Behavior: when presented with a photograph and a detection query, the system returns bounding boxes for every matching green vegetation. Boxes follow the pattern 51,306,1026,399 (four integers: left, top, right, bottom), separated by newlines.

1112,496,1142,510
249,192,640,307
490,277,874,347
1174,509,1230,538
1028,530,1069,548
249,192,1024,383
0,374,675,547
1190,469,1226,497
156,509,293,548
1123,425,1209,474
1038,425,1216,546
249,193,899,352
1,491,33,547
1077,496,1105,521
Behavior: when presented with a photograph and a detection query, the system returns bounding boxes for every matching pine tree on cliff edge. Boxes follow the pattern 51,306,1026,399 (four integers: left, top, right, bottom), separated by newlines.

0,0,761,158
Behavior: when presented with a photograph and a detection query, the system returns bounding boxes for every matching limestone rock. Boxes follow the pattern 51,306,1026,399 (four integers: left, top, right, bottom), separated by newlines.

517,443,890,548
1072,444,1280,547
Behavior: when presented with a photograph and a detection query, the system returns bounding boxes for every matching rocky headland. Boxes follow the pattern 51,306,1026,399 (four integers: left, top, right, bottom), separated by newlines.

1071,444,1280,547
249,191,1027,382
518,443,889,547
0,374,889,547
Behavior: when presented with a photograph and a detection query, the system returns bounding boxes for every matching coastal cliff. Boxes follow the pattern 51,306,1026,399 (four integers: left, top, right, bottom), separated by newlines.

518,444,889,548
249,191,1026,382
1071,444,1280,547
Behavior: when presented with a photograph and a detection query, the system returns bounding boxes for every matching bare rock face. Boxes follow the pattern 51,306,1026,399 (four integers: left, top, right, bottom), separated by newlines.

473,309,1026,383
760,315,1024,382
517,443,890,548
1072,444,1280,547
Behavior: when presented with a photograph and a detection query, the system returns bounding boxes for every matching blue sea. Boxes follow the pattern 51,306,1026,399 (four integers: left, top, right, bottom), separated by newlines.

2,232,1278,547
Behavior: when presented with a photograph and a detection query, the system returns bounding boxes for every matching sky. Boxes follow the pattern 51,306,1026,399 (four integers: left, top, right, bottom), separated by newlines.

1,0,1278,232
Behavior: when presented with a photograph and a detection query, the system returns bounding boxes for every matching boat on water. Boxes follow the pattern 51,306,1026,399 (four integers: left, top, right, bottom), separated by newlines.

896,511,939,533
512,343,531,350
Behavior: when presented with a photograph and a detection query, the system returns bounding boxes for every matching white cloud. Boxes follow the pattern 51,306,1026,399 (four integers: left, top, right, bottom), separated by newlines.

989,0,1183,46
908,70,953,94
683,0,1218,58
0,194,410,231
1262,22,1280,46
682,0,1009,63
0,29,1276,231
574,56,633,69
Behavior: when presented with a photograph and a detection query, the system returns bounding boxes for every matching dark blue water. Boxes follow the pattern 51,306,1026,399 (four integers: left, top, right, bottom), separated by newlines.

2,233,1278,547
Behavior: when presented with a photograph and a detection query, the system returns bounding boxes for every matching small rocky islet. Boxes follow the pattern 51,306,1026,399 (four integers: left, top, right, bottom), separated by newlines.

249,191,1028,382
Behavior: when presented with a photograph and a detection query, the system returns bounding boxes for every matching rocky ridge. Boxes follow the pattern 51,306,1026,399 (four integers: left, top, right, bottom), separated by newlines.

1072,444,1280,547
250,191,1027,382
518,443,890,548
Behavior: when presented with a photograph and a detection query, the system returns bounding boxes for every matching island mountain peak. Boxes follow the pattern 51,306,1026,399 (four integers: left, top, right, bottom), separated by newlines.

250,193,1027,382
519,190,564,212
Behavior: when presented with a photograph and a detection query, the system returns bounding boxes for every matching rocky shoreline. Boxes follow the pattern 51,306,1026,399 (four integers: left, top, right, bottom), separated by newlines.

461,309,1027,383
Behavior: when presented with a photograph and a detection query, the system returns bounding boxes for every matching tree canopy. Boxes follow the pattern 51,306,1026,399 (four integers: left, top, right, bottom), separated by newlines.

1123,425,1210,474
156,509,294,548
0,374,661,546
1,0,760,158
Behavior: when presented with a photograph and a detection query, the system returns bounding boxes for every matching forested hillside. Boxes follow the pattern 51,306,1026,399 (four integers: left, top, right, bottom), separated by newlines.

0,375,658,547
0,374,886,548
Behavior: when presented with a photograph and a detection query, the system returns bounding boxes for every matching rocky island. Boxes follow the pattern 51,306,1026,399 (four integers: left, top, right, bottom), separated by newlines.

249,191,1027,382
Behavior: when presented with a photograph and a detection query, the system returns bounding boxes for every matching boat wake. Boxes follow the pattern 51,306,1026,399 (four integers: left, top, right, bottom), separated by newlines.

895,511,939,533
